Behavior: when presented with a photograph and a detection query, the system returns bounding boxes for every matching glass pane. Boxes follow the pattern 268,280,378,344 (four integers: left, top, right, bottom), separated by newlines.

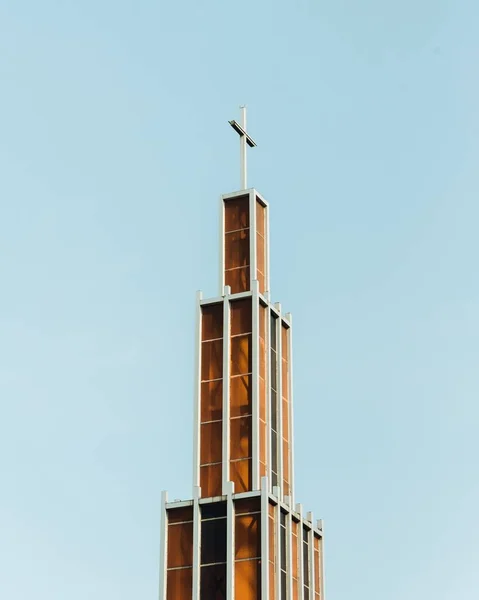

225,196,249,232
283,439,290,484
167,567,192,600
200,463,222,498
225,229,250,270
282,359,289,398
167,521,193,568
200,421,222,465
230,374,251,417
281,570,287,600
303,540,309,586
167,506,193,524
235,514,261,559
200,563,227,600
230,298,252,336
235,496,261,515
201,518,227,565
281,325,289,361
201,380,223,423
230,458,252,493
270,351,277,391
315,548,320,591
260,418,266,464
280,523,286,570
292,529,298,580
257,231,265,275
225,266,250,294
230,416,252,460
259,377,266,421
231,334,252,376
201,501,227,520
201,339,223,381
202,304,223,341
282,398,289,439
256,199,265,236
271,390,277,431
270,314,277,349
235,559,261,600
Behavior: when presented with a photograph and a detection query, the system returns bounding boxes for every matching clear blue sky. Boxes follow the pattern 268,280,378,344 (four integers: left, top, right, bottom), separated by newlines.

1,1,478,598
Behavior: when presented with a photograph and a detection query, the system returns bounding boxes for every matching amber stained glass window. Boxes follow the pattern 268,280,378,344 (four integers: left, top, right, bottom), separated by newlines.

224,196,250,293
166,507,194,600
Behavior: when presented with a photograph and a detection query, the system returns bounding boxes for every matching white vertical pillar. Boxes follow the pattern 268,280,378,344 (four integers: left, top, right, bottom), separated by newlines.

275,302,283,501
158,491,168,600
226,480,235,600
220,196,225,296
193,291,203,492
192,486,201,600
297,503,304,596
261,476,269,600
308,512,315,600
265,201,271,295
286,311,294,508
273,486,281,599
287,507,293,600
266,300,272,491
252,279,260,490
222,288,231,495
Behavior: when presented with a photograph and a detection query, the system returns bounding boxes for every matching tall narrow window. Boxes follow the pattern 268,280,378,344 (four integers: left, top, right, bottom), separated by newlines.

256,199,267,294
230,298,253,492
292,519,300,600
259,303,268,478
224,196,250,293
280,511,287,600
270,313,279,489
303,526,310,600
200,502,227,600
281,324,291,497
314,535,321,599
235,497,261,600
166,506,194,600
268,503,276,600
200,304,224,498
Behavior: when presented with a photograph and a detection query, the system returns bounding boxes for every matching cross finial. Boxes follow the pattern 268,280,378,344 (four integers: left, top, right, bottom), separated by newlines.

229,106,257,190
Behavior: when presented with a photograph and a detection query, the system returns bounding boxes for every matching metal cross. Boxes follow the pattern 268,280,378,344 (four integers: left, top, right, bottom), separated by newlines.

229,106,257,190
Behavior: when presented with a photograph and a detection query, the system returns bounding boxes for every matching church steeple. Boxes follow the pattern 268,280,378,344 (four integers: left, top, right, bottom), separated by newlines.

159,110,324,600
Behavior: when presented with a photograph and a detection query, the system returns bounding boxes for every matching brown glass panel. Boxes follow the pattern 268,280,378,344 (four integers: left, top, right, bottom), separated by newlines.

200,563,227,600
257,232,265,275
201,421,222,465
259,377,266,421
230,334,252,376
268,511,275,559
200,463,222,498
256,200,265,236
235,559,261,600
257,270,265,294
202,304,224,341
167,521,193,568
283,440,290,491
201,339,223,381
235,514,260,559
167,567,192,600
225,266,250,294
282,398,289,439
230,416,251,460
201,380,223,423
292,526,299,581
230,458,252,493
282,326,289,362
230,298,252,335
225,229,250,270
314,549,320,592
230,374,251,417
259,336,266,375
225,196,249,232
282,359,289,398
260,419,266,462
235,496,261,515
167,506,193,524
269,560,275,600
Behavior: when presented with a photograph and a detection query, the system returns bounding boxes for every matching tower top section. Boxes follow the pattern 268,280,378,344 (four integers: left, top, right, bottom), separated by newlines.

229,106,257,190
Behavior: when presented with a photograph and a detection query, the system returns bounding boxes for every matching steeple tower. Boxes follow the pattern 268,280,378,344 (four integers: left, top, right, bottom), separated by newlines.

159,109,324,600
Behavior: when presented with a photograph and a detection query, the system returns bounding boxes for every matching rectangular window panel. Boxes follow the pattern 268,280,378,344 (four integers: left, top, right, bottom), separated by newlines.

225,196,249,232
167,567,192,600
167,506,193,524
200,463,222,498
225,266,250,294
225,229,250,270
230,458,252,493
200,563,227,600
235,514,261,559
201,518,227,565
167,521,193,568
230,416,252,460
200,421,222,465
201,380,223,423
202,304,223,341
230,298,252,335
201,339,223,381
231,334,252,376
230,374,252,417
235,496,261,515
235,559,261,600
201,501,227,520
256,200,265,236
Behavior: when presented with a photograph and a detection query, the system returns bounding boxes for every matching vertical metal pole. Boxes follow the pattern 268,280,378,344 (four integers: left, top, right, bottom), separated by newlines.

192,487,201,600
158,491,168,600
308,512,315,600
193,292,203,492
222,288,231,495
261,477,269,600
240,106,247,189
